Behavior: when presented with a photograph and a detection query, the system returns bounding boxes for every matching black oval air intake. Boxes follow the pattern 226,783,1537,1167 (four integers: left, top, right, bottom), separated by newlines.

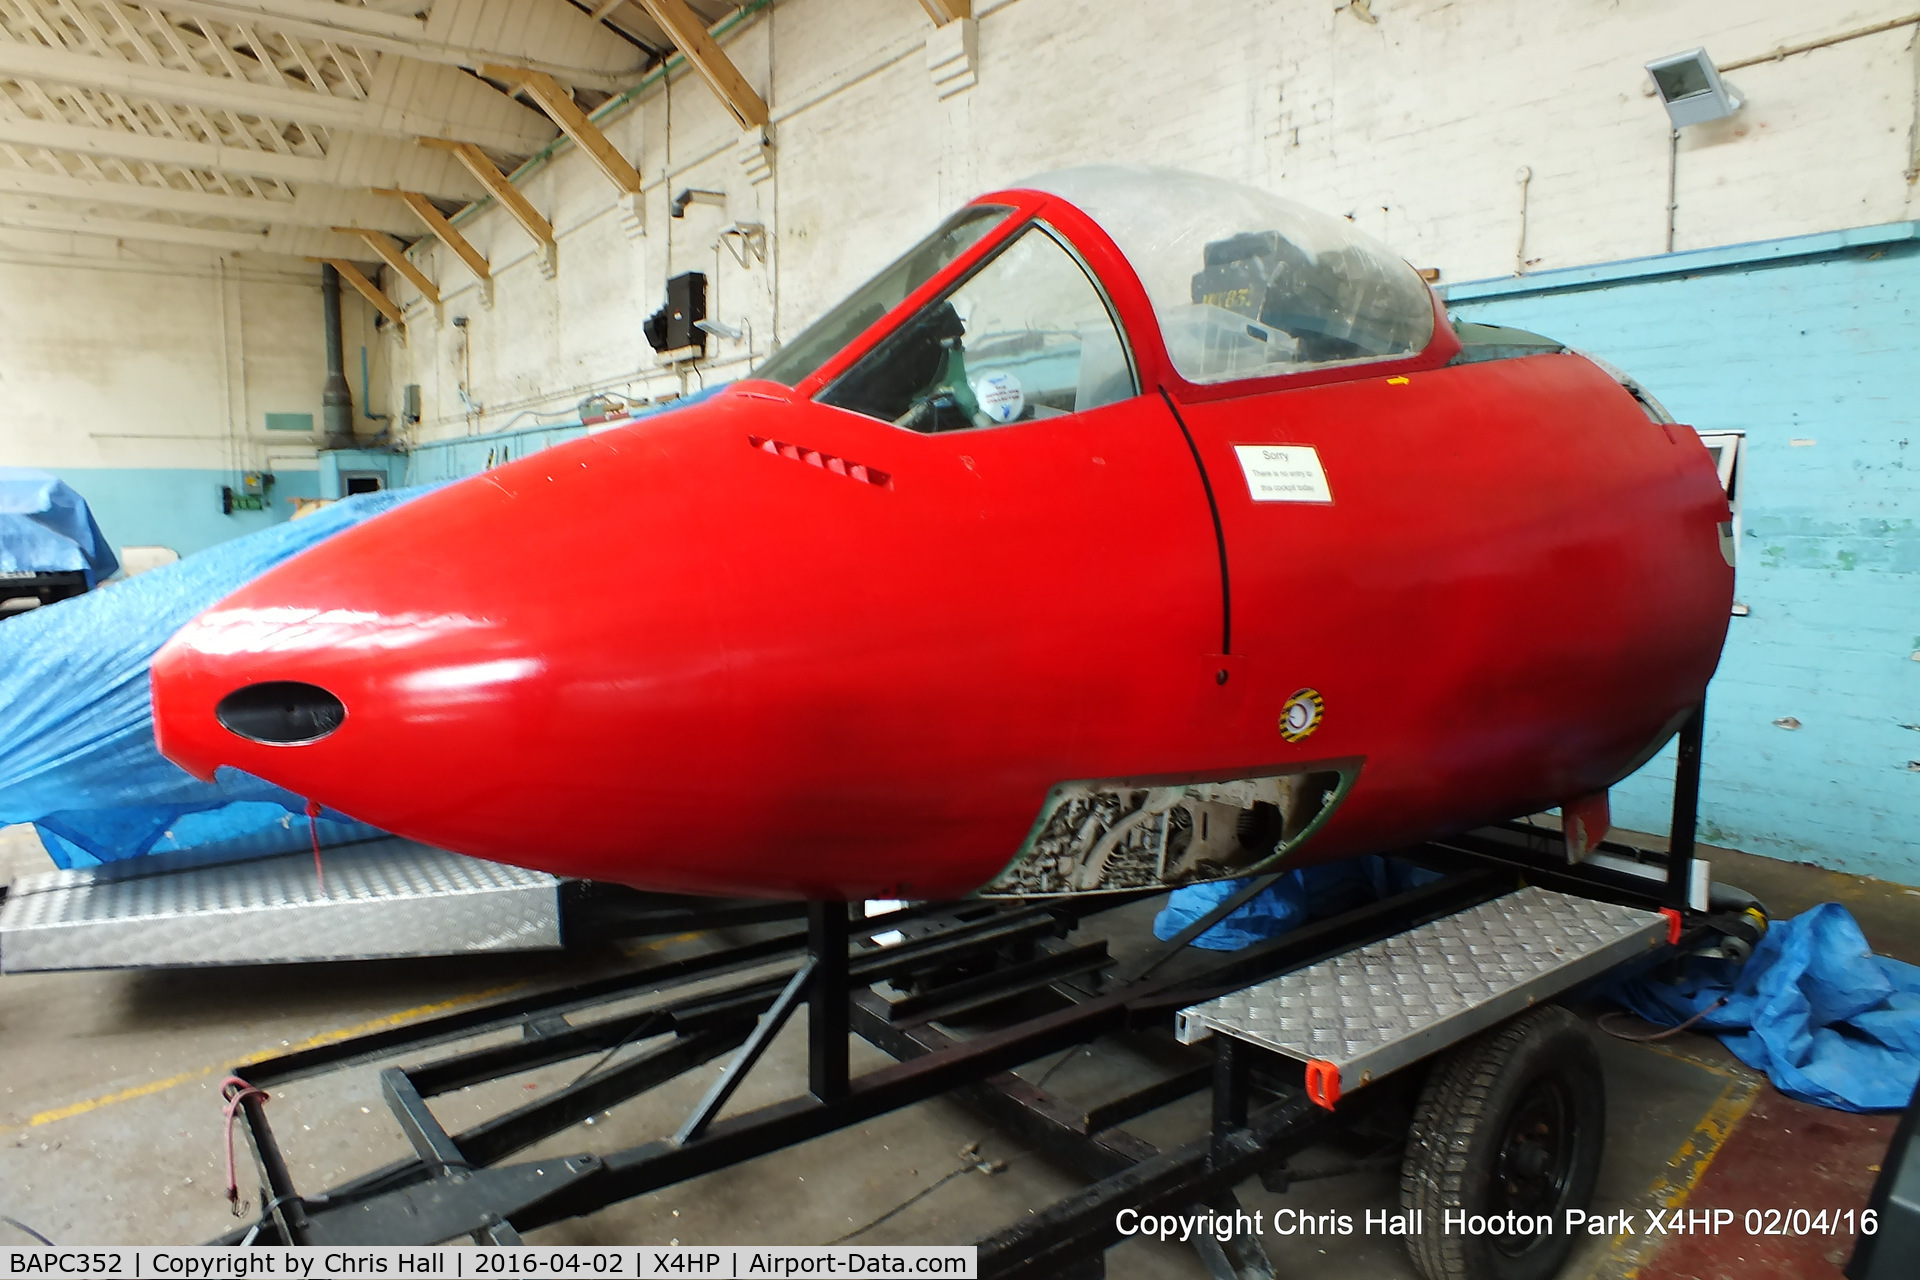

215,681,346,745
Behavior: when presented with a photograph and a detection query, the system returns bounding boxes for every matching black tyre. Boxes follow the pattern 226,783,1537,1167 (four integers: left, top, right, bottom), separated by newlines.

1400,1005,1605,1280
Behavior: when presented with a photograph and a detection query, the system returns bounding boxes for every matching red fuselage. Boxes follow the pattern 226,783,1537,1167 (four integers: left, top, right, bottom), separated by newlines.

151,185,1732,899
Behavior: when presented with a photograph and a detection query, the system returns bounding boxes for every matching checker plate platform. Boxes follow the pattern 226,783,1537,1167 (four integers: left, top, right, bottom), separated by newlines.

0,838,561,972
1175,886,1667,1096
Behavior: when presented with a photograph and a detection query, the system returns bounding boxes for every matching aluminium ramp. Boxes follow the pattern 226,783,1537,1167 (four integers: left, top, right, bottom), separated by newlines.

0,837,560,972
1176,886,1669,1105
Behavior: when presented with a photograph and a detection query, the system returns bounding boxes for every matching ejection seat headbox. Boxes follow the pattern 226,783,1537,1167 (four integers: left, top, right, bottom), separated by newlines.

1012,166,1450,390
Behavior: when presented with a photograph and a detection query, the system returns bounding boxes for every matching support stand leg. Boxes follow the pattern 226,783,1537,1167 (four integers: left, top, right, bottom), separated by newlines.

231,1083,310,1245
1193,1191,1276,1280
677,900,853,1140
1668,700,1705,910
1210,1037,1249,1169
809,901,851,1102
674,959,816,1146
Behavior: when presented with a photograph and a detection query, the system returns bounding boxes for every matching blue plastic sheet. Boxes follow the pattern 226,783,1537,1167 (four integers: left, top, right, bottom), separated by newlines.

1154,857,1441,950
0,488,424,867
0,467,119,585
1154,875,1314,950
1609,903,1920,1113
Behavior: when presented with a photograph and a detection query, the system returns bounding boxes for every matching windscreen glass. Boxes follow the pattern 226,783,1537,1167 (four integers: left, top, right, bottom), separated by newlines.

818,224,1135,433
1024,166,1435,384
753,205,1013,387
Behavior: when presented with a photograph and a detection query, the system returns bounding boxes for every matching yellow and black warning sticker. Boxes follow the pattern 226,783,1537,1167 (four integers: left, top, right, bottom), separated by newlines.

1280,688,1325,742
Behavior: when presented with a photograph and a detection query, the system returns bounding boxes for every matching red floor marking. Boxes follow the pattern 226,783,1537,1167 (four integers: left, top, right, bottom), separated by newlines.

1639,1085,1894,1280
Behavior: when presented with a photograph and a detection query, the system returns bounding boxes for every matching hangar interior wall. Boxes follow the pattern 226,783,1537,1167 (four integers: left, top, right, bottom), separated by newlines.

1445,229,1920,885
370,0,1920,883
0,237,383,557
368,0,1920,445
1,0,1917,878
5,0,1917,535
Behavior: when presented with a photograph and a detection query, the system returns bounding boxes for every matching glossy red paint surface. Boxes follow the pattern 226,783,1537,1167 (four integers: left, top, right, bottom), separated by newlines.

151,184,1732,900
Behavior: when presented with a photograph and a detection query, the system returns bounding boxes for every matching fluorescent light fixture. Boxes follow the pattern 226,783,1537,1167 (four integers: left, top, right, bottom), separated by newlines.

1646,48,1743,127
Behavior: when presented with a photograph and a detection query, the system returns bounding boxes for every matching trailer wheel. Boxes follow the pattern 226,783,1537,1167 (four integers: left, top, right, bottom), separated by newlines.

1399,1005,1604,1280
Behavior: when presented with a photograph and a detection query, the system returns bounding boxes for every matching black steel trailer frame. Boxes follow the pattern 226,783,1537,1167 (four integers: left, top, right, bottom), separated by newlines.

219,707,1719,1279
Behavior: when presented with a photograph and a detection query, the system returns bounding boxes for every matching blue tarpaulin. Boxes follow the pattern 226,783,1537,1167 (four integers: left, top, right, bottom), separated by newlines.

1609,903,1920,1113
1154,876,1317,950
0,468,118,585
0,488,423,868
0,391,731,870
1154,857,1441,950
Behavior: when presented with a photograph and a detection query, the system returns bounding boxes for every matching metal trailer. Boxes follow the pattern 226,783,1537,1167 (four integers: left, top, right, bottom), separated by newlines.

204,710,1755,1280
0,836,808,973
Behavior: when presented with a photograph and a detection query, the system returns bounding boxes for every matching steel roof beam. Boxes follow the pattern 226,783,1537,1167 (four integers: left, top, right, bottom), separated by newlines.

0,116,487,200
0,114,327,184
0,165,417,232
154,0,650,91
0,40,555,154
0,202,270,250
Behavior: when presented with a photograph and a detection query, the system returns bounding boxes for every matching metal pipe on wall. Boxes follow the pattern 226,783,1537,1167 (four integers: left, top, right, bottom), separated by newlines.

1666,130,1679,253
1718,13,1920,73
1514,165,1532,274
320,262,354,449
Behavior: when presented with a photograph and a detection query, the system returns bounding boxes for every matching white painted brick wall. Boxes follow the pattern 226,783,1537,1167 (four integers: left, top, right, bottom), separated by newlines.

0,237,379,473
2,0,1916,464
386,0,1920,445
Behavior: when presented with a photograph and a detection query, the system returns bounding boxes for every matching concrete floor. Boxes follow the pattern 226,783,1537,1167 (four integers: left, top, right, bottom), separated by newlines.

0,822,1906,1278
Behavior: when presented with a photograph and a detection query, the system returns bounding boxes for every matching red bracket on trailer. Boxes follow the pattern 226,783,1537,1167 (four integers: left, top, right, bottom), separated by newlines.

1660,907,1683,946
1304,1058,1342,1110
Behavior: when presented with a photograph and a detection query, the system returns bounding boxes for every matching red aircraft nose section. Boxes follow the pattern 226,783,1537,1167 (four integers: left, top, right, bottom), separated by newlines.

152,170,1735,905
152,407,738,888
151,381,1232,900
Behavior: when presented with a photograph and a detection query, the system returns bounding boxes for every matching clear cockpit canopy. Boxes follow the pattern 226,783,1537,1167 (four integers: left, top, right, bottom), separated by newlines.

753,205,1012,389
1025,166,1437,384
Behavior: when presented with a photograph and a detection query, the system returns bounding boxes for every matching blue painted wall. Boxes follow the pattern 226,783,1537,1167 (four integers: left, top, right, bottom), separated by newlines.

319,448,409,498
1443,225,1920,884
405,421,589,486
47,422,591,566
51,467,321,561
402,389,723,485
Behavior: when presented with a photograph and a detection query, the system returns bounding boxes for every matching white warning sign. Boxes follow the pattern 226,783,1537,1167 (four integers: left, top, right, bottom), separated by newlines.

1234,444,1333,503
972,370,1025,424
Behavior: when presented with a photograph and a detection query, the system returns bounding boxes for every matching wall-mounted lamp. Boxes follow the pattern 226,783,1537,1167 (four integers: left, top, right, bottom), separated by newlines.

1645,48,1743,127
671,188,728,218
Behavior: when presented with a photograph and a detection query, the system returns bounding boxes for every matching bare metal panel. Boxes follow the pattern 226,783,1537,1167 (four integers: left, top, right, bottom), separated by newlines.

0,838,560,972
1175,887,1667,1097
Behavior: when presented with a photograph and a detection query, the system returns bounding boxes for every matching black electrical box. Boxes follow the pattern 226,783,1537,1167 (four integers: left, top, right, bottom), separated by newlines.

644,271,707,355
